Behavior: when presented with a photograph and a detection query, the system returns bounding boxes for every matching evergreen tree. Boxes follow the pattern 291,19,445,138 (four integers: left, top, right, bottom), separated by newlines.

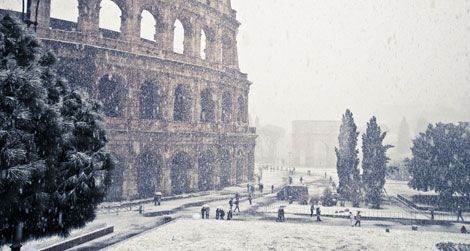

335,109,361,206
0,15,113,250
407,122,470,205
361,117,393,209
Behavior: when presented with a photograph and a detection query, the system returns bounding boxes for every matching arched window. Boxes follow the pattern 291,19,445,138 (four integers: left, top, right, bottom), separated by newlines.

140,81,155,119
200,88,215,123
222,92,232,124
99,0,122,38
173,19,185,54
173,84,191,122
140,10,156,41
98,74,125,117
50,0,79,30
200,29,207,60
237,96,246,123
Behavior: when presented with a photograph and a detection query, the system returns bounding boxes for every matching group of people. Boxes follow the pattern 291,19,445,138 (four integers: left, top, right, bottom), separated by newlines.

229,195,241,212
215,207,233,220
349,211,362,227
310,204,322,221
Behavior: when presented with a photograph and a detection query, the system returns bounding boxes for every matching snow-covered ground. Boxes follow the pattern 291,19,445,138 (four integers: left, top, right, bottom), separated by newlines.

107,219,470,251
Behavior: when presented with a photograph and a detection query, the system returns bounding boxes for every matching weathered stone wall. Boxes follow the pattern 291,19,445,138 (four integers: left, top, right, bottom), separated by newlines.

1,0,256,200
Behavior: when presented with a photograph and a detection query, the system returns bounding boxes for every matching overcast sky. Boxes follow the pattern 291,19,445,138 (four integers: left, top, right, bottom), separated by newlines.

232,0,470,134
1,0,469,136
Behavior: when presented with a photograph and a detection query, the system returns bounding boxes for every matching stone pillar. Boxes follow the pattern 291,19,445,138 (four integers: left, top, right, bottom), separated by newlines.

29,0,50,33
190,154,199,192
214,89,222,123
77,0,100,34
193,23,203,59
212,28,223,64
162,150,172,195
157,7,174,51
193,83,201,123
121,5,140,42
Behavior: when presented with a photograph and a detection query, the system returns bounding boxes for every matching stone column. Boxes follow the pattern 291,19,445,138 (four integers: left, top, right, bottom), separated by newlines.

162,150,172,195
77,0,100,34
157,7,174,51
190,153,199,192
29,0,50,34
121,7,140,42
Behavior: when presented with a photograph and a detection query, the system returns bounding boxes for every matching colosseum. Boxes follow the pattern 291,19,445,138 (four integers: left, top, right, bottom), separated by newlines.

0,0,256,200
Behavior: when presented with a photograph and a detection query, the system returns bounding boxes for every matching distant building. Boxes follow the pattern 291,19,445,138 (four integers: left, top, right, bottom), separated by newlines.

292,121,340,168
255,118,285,165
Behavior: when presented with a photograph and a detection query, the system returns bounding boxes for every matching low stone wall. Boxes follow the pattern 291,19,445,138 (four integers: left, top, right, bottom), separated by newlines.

39,226,114,251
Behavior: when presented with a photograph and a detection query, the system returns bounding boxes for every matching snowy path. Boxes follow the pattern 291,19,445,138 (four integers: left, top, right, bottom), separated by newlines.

107,219,470,251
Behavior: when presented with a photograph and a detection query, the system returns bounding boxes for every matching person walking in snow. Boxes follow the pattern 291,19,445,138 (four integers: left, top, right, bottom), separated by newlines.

316,206,322,221
354,211,362,227
300,176,303,184
227,209,233,220
219,208,225,220
457,206,464,222
201,206,206,219
205,206,210,219
234,198,240,212
229,198,233,210
349,212,355,226
271,185,274,193
310,203,315,217
248,193,252,205
215,208,220,220
260,183,264,193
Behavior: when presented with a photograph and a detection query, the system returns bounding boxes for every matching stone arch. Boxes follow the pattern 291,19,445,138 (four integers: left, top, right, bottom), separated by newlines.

236,149,245,184
136,151,163,199
201,26,215,60
222,92,232,124
105,157,124,201
237,95,247,123
200,88,215,123
50,0,79,31
173,84,192,122
140,9,156,41
220,149,231,187
172,16,193,55
200,29,207,60
98,74,126,117
171,152,192,195
173,19,185,54
198,150,215,191
140,80,163,120
99,0,122,38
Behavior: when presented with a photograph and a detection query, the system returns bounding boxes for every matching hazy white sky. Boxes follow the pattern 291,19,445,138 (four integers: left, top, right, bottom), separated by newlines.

232,0,470,134
1,0,469,136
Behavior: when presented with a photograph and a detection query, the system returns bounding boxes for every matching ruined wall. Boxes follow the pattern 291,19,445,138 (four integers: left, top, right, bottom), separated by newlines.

0,0,256,200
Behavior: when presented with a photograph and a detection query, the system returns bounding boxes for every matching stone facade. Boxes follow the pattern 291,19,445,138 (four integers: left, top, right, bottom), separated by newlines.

292,121,339,169
2,0,256,200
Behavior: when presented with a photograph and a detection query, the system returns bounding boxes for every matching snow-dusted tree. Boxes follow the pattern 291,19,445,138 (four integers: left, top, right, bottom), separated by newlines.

361,117,392,209
407,122,470,206
0,15,113,250
335,109,361,207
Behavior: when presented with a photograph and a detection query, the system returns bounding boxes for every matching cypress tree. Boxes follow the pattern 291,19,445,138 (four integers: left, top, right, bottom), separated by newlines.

361,117,392,209
335,109,361,206
0,15,113,250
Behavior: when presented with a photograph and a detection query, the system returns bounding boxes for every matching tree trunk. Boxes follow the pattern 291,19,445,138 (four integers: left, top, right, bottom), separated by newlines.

10,222,23,251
